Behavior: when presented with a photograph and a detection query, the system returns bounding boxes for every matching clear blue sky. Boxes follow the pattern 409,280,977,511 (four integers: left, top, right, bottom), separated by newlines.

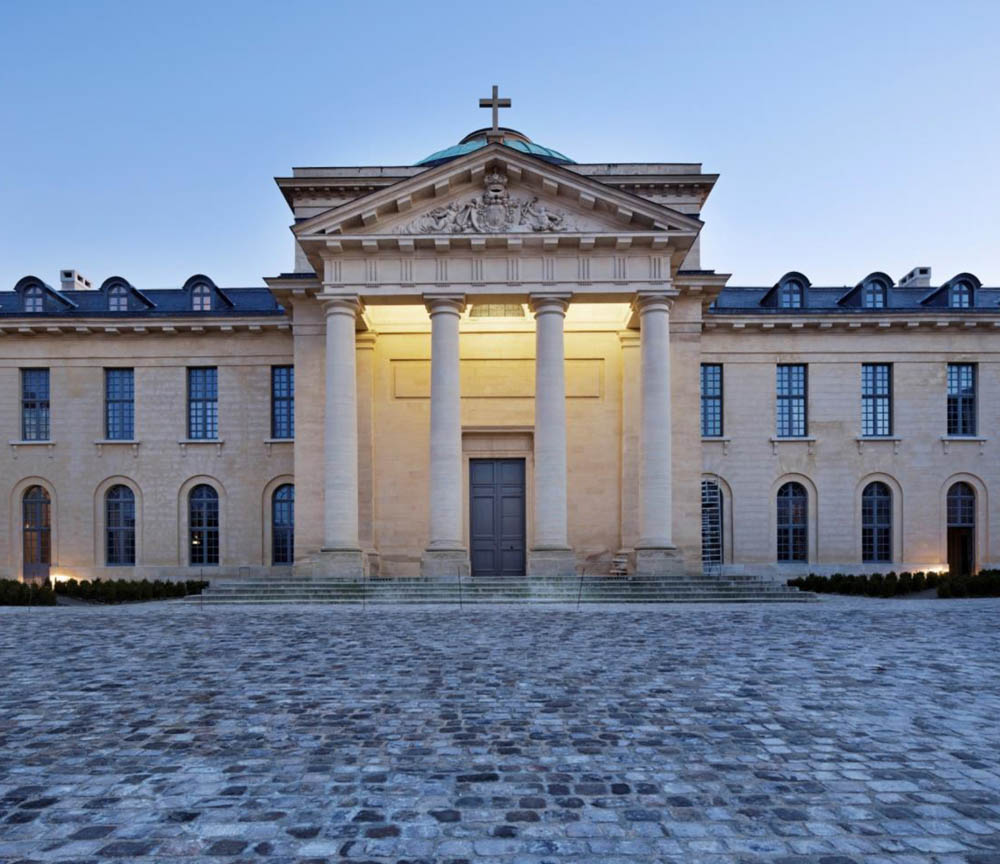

1,0,998,289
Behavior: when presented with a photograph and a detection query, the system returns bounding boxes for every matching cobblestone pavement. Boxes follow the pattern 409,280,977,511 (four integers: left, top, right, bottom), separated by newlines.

2,598,1000,864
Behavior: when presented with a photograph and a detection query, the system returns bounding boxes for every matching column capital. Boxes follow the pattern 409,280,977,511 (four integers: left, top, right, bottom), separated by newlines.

423,294,466,316
529,293,572,317
320,293,362,317
633,290,679,315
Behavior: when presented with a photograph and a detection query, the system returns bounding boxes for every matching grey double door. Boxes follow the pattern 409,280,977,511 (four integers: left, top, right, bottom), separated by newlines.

470,459,525,577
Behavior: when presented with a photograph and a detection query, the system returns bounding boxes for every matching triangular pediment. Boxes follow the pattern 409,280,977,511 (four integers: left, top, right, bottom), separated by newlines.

293,145,702,240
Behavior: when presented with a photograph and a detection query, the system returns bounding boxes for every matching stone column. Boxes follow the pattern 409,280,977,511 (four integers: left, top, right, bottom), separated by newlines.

528,294,575,578
420,295,470,581
319,294,366,579
635,291,683,576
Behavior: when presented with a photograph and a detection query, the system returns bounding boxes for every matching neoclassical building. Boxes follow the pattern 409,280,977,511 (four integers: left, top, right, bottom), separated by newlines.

3,96,997,585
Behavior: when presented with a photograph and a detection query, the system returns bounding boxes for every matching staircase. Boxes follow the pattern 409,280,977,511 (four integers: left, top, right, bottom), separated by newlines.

188,573,815,605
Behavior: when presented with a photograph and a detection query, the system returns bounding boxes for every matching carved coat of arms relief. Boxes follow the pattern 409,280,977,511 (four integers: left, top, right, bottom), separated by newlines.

395,170,575,234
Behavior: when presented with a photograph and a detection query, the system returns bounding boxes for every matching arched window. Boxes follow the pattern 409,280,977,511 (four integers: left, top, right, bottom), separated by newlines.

776,482,808,562
949,281,971,309
189,484,219,566
272,484,294,565
779,281,802,309
191,283,212,312
862,481,892,562
701,480,723,566
863,281,886,309
23,485,51,580
105,485,136,566
24,285,44,313
108,284,129,312
947,481,975,526
946,481,976,577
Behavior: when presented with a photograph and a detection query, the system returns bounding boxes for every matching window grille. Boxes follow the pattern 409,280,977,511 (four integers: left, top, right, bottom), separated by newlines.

947,482,975,527
701,480,723,570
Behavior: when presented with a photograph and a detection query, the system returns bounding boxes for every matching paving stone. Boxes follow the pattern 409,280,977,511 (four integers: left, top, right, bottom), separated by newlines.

1,598,998,862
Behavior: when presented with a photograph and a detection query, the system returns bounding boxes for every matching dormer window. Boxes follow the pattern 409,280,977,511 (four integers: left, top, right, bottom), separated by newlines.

949,281,971,309
779,281,802,309
108,284,129,312
192,283,212,312
23,285,44,313
863,281,886,309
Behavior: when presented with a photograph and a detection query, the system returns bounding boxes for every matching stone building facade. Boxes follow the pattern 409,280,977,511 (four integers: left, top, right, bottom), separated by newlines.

3,117,997,585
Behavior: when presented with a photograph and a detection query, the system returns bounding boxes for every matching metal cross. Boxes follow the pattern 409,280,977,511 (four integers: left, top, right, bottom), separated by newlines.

479,85,511,141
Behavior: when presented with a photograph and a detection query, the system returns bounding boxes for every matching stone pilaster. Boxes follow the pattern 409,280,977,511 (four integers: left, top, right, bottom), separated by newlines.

420,295,470,581
528,294,575,579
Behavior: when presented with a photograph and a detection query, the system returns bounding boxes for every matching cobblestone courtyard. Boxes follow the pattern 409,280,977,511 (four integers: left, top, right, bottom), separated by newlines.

2,598,999,864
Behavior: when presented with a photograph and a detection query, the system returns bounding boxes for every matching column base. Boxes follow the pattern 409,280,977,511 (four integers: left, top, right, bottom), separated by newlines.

420,548,471,582
294,548,368,581
634,545,685,578
527,547,577,579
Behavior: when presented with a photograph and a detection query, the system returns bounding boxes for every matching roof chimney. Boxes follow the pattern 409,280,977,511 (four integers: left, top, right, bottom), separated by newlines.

899,266,931,288
60,269,94,291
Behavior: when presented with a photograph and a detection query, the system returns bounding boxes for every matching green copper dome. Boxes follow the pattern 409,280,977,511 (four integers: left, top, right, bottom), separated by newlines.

416,127,574,167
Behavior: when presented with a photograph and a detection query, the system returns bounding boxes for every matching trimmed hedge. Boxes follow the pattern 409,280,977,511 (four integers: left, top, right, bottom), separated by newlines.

789,569,1000,599
937,569,1000,598
0,579,57,605
787,571,939,597
54,577,209,604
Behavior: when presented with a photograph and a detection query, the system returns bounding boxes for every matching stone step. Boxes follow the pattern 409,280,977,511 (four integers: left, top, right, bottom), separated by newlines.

192,595,815,604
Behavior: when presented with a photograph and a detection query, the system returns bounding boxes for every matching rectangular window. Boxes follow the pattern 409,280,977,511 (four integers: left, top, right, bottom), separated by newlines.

947,363,976,436
21,369,50,441
105,368,134,440
271,365,294,439
776,364,807,437
700,364,723,437
187,367,218,440
861,363,892,437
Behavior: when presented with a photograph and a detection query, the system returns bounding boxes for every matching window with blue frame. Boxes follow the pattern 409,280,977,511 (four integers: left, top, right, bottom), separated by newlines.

700,364,723,437
24,285,44,313
272,484,294,565
105,368,134,439
779,281,802,309
949,282,971,309
21,369,50,441
187,367,218,439
947,363,976,436
189,484,219,565
271,366,294,439
776,364,807,437
863,281,886,309
105,485,136,565
861,364,892,437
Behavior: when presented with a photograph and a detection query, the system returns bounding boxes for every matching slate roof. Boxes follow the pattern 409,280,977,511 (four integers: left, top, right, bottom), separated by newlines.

0,286,286,318
712,284,1000,313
